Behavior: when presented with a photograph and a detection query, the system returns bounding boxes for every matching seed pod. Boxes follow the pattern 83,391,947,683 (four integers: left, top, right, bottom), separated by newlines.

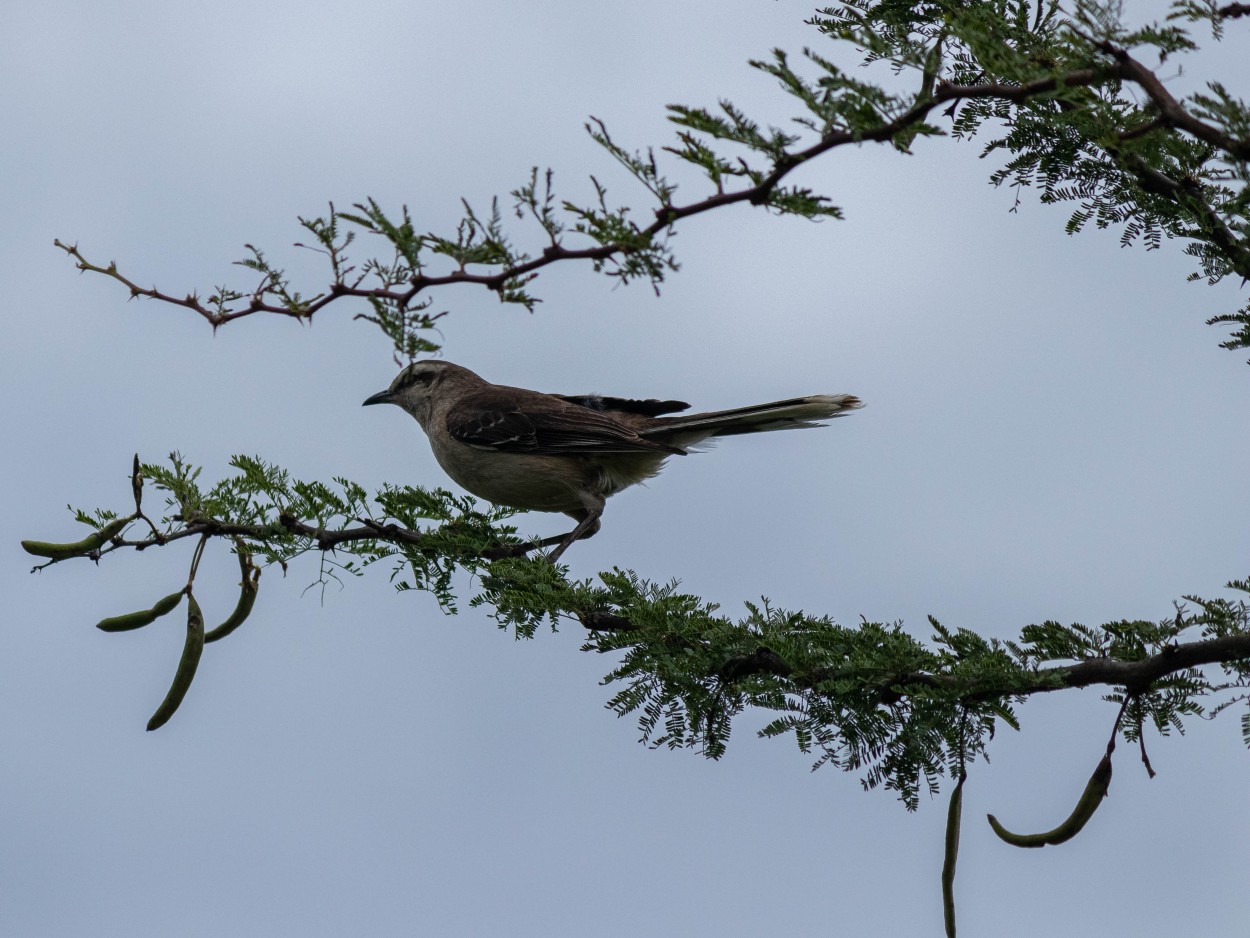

146,593,205,732
96,590,184,632
942,773,965,937
204,550,260,644
22,516,132,559
987,752,1113,848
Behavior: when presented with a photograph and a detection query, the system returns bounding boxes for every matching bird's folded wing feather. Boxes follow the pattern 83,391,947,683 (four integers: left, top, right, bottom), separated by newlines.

447,390,683,455
553,394,690,417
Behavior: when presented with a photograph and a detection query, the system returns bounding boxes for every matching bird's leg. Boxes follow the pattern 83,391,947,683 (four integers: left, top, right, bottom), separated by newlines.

547,507,602,564
478,531,568,560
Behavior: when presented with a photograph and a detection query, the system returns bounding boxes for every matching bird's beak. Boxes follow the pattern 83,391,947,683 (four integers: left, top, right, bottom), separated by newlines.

362,390,395,407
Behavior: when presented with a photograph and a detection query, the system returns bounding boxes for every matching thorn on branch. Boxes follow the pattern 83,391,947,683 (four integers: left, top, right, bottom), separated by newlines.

653,206,678,227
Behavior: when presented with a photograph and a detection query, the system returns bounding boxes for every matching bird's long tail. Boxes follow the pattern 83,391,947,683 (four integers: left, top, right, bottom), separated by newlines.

642,394,863,443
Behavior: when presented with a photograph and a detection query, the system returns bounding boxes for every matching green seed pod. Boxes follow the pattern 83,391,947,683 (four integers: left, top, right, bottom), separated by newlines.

204,551,260,644
146,593,205,732
942,773,965,938
96,590,184,632
22,516,132,559
987,752,1113,848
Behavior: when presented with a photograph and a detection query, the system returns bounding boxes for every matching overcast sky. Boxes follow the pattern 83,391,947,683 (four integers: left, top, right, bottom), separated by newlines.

3,2,1248,936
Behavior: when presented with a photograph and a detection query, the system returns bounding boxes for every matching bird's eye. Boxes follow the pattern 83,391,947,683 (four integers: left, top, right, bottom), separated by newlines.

401,369,434,389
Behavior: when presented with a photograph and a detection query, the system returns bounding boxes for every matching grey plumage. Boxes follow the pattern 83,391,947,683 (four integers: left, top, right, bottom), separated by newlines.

363,360,862,561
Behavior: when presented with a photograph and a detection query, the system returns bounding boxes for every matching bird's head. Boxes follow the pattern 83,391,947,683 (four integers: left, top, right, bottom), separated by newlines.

362,360,483,424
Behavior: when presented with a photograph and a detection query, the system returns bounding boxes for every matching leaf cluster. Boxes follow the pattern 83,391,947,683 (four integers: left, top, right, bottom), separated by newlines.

133,452,527,610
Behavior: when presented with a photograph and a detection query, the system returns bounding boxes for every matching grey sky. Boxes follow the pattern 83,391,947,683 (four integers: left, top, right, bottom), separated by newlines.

4,2,1248,935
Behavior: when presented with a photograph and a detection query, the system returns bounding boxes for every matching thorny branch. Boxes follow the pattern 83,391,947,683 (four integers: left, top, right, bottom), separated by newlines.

710,633,1250,700
21,454,563,577
104,511,559,562
55,36,1250,327
37,488,1250,708
28,455,1248,714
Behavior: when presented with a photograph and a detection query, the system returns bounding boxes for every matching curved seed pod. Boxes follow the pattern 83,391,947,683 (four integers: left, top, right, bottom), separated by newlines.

146,593,205,732
22,516,132,559
96,590,184,632
987,752,1113,848
204,550,260,644
942,773,965,938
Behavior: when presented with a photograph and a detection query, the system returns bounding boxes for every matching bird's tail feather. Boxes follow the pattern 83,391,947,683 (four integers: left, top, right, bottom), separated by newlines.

643,394,863,441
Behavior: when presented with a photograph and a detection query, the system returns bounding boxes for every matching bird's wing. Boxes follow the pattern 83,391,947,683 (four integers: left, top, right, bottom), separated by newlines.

447,389,684,456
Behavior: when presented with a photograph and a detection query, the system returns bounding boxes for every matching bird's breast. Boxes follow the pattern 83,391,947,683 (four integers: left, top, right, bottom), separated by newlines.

428,438,669,513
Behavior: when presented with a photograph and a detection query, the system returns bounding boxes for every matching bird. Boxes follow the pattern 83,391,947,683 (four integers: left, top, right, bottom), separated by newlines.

362,360,862,562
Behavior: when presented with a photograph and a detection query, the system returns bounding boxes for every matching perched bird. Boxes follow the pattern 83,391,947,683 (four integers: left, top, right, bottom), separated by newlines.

363,360,862,561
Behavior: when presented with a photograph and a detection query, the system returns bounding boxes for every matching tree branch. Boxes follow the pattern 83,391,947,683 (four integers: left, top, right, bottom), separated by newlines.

56,67,1129,329
105,512,554,561
60,22,1250,339
610,618,1250,703
1091,38,1250,160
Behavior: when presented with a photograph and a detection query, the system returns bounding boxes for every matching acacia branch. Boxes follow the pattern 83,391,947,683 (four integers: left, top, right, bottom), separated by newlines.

1043,34,1250,280
1048,635,1250,691
57,66,1140,328
38,467,1249,712
1091,37,1250,160
15,510,551,573
61,37,1250,331
65,55,1240,330
105,512,553,561
637,628,1250,703
884,634,1250,699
